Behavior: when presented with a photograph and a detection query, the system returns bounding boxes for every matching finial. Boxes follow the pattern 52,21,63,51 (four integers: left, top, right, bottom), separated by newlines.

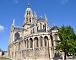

40,16,42,18
12,18,15,26
27,3,31,8
44,13,47,20
10,19,15,32
34,11,37,18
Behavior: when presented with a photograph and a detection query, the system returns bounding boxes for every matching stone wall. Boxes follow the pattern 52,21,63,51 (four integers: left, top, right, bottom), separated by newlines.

14,47,49,60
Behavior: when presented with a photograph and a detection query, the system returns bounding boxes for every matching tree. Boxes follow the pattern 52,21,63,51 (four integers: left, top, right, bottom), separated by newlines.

56,25,76,59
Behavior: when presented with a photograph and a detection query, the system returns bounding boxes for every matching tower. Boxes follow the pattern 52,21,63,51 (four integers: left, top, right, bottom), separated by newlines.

23,4,33,29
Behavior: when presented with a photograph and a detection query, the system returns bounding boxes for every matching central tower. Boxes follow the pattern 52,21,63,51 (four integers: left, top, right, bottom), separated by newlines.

23,4,33,29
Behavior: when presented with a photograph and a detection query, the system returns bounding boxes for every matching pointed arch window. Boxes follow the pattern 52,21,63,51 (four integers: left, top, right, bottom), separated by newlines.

33,28,34,33
37,26,38,31
44,24,46,31
40,23,42,30
29,18,31,23
43,25,44,29
15,32,20,41
29,11,30,15
50,35,53,46
27,11,29,15
26,18,28,23
27,39,29,48
24,40,26,48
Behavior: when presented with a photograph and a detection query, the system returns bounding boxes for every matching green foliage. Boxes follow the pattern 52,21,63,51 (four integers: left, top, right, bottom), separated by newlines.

56,25,76,59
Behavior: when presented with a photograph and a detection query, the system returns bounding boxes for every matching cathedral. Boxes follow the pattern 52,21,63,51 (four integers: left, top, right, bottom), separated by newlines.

8,4,60,60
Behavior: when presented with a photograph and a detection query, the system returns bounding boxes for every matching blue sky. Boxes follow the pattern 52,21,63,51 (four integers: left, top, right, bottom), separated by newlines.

0,0,76,50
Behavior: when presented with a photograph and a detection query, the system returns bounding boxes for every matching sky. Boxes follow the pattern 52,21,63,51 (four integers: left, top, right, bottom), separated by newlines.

0,0,76,51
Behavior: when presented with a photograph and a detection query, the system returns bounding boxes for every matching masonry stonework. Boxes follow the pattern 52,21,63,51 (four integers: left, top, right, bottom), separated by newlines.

8,4,60,60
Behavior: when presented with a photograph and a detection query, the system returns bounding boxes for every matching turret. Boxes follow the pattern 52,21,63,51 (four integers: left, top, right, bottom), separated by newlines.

44,13,48,21
9,19,15,44
33,11,37,18
44,14,48,32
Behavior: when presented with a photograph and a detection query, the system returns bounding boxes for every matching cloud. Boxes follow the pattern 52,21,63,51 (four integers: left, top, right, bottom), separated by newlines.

62,0,69,4
14,0,19,4
58,0,70,5
0,25,4,32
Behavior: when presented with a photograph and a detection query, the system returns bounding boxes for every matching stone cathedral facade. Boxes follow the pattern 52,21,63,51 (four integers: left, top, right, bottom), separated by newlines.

8,5,60,60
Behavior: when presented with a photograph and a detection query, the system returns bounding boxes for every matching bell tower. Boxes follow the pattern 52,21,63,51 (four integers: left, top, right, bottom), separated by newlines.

23,4,33,29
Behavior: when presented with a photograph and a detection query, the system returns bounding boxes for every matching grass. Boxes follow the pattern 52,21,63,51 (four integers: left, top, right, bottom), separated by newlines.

0,57,11,60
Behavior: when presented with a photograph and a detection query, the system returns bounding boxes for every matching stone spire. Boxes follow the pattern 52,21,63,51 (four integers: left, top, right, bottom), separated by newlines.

33,11,37,18
12,19,15,26
27,3,31,8
11,19,15,31
44,13,47,21
9,19,15,45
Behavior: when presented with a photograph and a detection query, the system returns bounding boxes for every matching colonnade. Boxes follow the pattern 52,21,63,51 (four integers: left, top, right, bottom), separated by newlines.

24,36,49,49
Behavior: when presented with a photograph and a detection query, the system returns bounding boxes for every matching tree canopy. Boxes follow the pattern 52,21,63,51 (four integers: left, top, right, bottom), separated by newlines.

56,25,76,59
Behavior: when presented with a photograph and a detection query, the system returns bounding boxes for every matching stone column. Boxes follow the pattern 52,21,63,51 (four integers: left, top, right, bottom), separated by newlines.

33,38,34,49
23,40,25,49
23,40,25,50
45,23,48,32
43,36,45,47
62,52,65,60
28,38,30,48
14,45,16,59
21,51,23,60
38,36,40,48
48,39,53,60
26,40,27,48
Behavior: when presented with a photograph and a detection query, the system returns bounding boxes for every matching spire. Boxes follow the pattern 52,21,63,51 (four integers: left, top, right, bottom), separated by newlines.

9,19,15,45
44,13,47,21
27,3,31,8
40,16,42,18
11,19,15,32
12,19,15,26
34,11,37,18
26,3,32,12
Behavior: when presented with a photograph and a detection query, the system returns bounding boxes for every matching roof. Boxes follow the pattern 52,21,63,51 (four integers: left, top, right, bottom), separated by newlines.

37,17,45,22
14,26,24,31
26,4,32,12
0,49,2,52
50,26,58,30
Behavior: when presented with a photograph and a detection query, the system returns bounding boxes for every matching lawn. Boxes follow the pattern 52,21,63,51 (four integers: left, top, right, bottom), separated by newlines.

0,57,11,60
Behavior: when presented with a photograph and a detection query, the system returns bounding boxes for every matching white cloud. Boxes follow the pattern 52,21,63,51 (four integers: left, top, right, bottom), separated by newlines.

0,25,4,32
61,0,69,4
14,0,19,4
58,0,70,5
